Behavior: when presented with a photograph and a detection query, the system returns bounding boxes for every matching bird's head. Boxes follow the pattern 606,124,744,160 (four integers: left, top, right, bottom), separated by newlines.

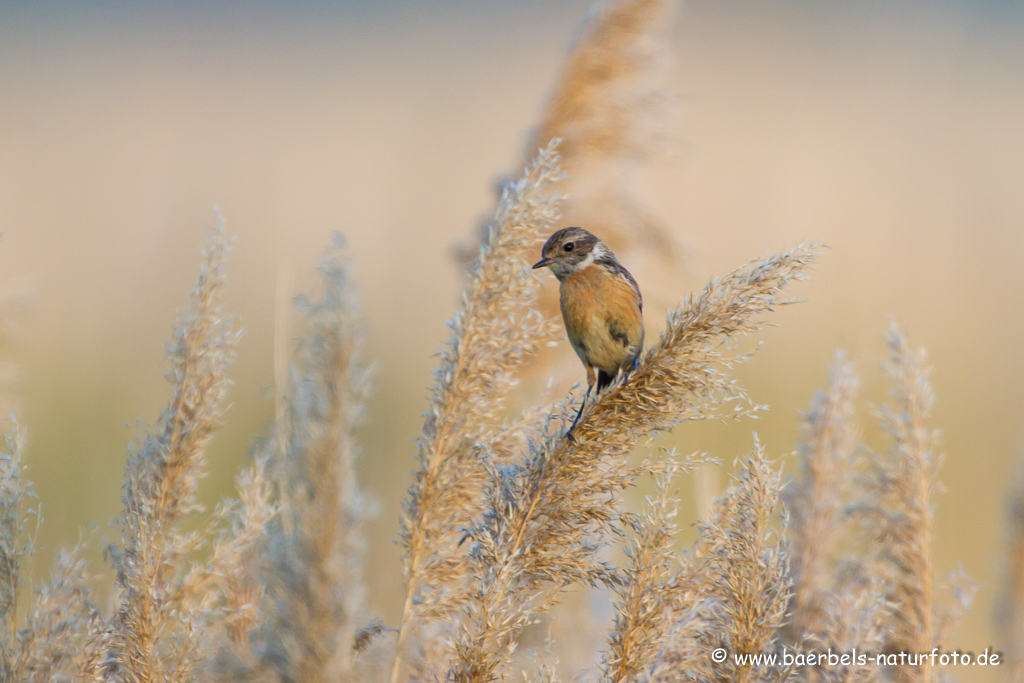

532,227,606,280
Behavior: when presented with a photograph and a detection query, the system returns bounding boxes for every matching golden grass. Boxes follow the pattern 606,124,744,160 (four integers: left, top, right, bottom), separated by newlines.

532,0,672,167
0,1,1003,681
787,352,859,643
0,194,986,683
212,234,371,682
390,141,564,682
442,244,819,683
106,217,239,682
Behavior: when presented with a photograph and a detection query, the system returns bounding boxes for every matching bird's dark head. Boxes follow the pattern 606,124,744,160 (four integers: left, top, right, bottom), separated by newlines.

532,227,607,280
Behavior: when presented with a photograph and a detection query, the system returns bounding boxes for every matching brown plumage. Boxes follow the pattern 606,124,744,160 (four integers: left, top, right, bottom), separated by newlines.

533,227,644,433
560,260,644,389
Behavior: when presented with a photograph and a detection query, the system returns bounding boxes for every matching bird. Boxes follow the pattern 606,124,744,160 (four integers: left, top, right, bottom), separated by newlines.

532,227,644,437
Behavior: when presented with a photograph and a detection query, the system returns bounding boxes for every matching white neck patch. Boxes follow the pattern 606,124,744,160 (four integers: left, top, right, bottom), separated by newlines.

570,242,608,273
571,250,596,273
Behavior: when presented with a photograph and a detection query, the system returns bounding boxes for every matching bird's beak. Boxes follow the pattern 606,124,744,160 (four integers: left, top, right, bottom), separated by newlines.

532,257,552,269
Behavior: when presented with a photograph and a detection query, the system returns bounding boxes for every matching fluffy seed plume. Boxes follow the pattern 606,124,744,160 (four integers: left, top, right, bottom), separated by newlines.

10,548,110,682
533,0,686,295
0,420,41,680
231,235,372,682
0,421,31,642
871,324,937,683
391,141,564,681
106,216,239,683
533,0,674,167
456,0,685,380
783,352,899,683
786,352,859,640
200,455,276,652
446,244,820,683
851,323,973,683
600,469,683,683
648,439,790,683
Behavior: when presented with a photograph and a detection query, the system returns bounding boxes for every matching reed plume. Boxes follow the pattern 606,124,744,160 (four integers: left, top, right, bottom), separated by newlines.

446,244,820,682
600,468,683,683
0,420,35,680
199,456,276,655
105,217,239,682
870,324,936,683
9,547,110,682
810,581,890,683
531,0,687,313
850,323,972,683
647,439,790,683
390,141,564,681
698,440,790,683
787,352,858,640
532,0,672,169
235,234,372,682
456,0,685,353
0,422,31,647
786,354,892,683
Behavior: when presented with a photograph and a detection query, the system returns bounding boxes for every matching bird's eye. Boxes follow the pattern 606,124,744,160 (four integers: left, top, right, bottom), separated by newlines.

563,242,575,252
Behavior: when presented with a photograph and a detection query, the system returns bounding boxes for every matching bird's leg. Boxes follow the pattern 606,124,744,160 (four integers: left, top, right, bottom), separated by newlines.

567,366,596,441
566,391,587,442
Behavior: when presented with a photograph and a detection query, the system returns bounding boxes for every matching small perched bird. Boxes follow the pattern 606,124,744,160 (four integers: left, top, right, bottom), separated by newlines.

533,227,644,436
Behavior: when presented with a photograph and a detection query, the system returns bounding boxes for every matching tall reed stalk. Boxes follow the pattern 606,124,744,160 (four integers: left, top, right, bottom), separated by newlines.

390,142,564,682
106,219,239,683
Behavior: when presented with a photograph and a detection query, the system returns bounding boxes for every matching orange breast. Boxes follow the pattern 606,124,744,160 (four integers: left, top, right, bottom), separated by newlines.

559,264,643,374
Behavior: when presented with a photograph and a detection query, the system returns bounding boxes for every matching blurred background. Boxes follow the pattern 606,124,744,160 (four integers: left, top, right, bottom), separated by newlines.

1,1,1022,680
